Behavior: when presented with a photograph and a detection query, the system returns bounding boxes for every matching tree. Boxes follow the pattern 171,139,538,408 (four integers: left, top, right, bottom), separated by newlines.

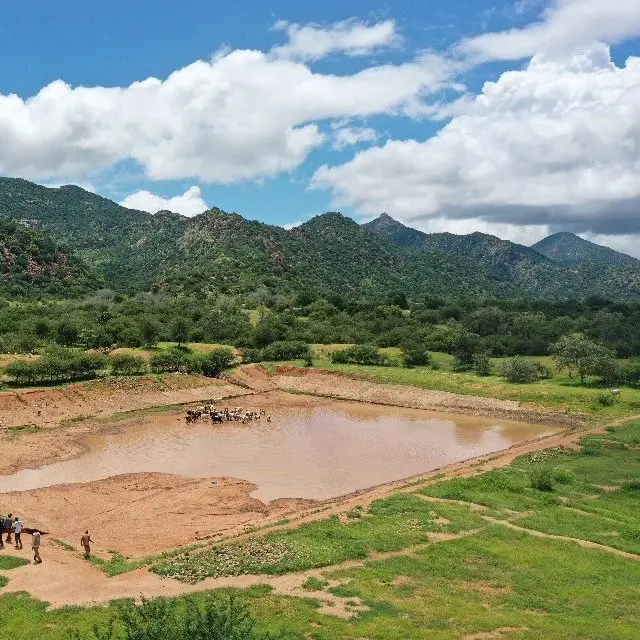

55,321,80,346
402,344,431,367
195,348,236,377
551,333,617,384
451,331,483,371
331,344,387,366
170,318,191,348
140,318,162,347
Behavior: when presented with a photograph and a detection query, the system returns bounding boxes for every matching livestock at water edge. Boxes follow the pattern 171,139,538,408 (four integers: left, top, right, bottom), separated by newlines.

183,404,270,424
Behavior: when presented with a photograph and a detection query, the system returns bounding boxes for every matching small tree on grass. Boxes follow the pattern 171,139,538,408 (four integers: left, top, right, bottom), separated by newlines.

170,318,191,348
194,348,236,377
402,343,431,368
472,352,492,376
551,333,617,384
140,318,163,347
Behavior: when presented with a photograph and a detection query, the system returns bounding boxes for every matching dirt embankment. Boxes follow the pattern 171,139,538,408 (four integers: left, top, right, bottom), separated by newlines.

3,473,313,558
270,367,580,426
0,374,252,429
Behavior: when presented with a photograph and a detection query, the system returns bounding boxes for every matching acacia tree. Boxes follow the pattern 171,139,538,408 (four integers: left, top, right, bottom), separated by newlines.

551,333,617,384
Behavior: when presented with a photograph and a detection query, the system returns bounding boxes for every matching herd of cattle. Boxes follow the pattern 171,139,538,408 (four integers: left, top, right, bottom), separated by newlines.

184,405,271,424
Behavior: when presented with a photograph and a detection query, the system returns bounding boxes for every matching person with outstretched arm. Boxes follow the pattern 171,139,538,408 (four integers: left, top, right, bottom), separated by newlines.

81,530,93,558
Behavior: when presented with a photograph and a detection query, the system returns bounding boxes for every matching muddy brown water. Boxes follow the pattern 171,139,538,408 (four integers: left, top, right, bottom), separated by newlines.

0,401,558,501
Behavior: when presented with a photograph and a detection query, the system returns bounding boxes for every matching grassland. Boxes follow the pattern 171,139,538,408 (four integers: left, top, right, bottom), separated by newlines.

1,421,638,638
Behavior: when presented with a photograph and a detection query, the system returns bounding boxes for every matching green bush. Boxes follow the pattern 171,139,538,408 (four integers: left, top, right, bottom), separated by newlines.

149,350,190,373
596,392,615,406
402,345,431,367
331,344,388,366
3,348,107,386
500,357,542,384
530,467,554,492
472,352,492,376
239,348,262,364
192,348,236,377
74,594,281,640
109,353,148,376
261,341,310,361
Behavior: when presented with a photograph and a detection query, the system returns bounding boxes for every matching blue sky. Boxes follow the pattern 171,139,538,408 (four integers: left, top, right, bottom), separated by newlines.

1,1,640,253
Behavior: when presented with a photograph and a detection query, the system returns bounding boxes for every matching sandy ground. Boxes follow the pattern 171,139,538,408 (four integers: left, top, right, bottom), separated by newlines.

0,365,599,609
2,473,314,557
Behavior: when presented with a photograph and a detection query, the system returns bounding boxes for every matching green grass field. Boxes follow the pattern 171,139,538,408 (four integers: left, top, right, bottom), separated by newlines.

2,422,638,638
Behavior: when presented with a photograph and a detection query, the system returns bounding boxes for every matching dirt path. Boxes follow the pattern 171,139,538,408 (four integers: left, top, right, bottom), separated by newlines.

0,527,480,613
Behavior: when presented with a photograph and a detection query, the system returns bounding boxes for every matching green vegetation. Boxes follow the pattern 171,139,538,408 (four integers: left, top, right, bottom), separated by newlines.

0,556,30,571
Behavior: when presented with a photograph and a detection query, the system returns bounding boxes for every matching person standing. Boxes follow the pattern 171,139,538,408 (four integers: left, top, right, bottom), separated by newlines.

4,513,12,545
81,531,93,558
13,517,23,550
32,530,42,564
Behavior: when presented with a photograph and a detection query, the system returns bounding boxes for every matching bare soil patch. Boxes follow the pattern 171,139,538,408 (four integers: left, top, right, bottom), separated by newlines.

271,367,578,426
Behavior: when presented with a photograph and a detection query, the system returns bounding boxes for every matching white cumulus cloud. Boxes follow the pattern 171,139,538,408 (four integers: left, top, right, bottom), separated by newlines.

332,126,379,149
271,18,400,61
120,186,209,216
459,0,640,62
0,44,452,184
313,43,640,236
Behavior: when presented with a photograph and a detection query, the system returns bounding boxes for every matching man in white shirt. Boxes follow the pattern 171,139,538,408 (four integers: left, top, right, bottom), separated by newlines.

13,517,23,550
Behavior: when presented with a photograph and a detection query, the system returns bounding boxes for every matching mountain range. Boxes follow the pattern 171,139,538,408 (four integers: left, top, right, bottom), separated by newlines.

0,177,638,300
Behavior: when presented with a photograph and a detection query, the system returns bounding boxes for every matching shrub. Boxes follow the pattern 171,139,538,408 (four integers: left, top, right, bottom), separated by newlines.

74,594,280,640
402,345,431,367
3,348,107,386
331,344,387,366
530,467,554,492
192,348,236,377
500,357,542,384
472,352,492,376
261,341,310,361
622,480,640,492
109,353,148,376
149,350,190,373
596,392,615,407
239,348,262,364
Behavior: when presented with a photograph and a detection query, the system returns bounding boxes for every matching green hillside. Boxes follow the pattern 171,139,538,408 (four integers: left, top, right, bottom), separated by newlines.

364,214,640,299
1,178,640,300
532,231,639,268
0,217,99,299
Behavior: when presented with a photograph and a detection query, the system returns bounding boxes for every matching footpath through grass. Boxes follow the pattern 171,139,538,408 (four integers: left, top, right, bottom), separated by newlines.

1,423,639,638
